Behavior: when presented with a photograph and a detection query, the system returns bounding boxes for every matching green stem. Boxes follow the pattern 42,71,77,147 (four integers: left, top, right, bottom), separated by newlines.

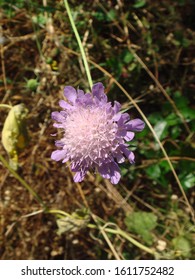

0,104,12,109
48,209,153,255
0,154,46,209
87,224,154,255
46,209,72,218
47,209,154,256
117,228,154,255
64,0,93,90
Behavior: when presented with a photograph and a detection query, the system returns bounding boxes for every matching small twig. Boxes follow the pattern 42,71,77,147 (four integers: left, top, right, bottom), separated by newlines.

1,45,8,103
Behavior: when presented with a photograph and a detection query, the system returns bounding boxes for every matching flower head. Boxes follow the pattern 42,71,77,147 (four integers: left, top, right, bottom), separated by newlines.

51,83,145,184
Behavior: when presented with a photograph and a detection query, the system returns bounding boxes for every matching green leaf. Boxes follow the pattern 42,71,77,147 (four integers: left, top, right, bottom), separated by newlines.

125,211,157,245
56,208,90,235
32,14,47,26
172,236,191,258
148,112,163,125
153,120,167,140
1,104,29,170
107,9,117,21
171,126,181,139
159,160,170,174
133,0,146,9
146,165,161,180
122,51,134,64
166,113,180,126
26,79,39,91
93,11,105,21
180,173,195,190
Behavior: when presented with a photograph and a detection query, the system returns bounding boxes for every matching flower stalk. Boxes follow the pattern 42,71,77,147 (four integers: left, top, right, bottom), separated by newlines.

64,0,93,90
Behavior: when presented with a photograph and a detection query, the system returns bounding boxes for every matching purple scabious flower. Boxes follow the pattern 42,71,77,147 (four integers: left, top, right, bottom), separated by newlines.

51,83,145,184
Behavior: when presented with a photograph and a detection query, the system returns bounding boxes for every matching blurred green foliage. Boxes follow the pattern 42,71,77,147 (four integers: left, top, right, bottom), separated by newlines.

125,211,158,245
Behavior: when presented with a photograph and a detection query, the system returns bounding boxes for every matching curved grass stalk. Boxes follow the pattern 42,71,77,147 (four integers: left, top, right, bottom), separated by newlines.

0,104,12,109
87,223,154,256
0,154,46,209
98,226,121,260
46,209,72,218
64,0,93,90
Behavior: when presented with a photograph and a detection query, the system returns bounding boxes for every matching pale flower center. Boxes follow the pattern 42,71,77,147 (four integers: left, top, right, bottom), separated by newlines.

64,106,117,163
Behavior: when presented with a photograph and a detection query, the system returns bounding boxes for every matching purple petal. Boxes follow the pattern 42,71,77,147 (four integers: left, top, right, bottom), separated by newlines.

51,111,66,122
109,162,121,184
115,151,125,163
64,86,77,104
113,112,122,122
98,161,121,184
92,82,107,103
71,161,83,171
116,128,126,137
59,100,72,110
51,150,67,161
77,89,84,98
98,164,110,179
81,93,93,105
105,103,112,114
122,147,135,163
124,131,135,141
113,101,121,113
117,116,126,127
60,111,67,117
73,170,87,182
55,140,64,147
126,119,145,132
62,156,69,163
53,123,64,128
121,113,130,123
